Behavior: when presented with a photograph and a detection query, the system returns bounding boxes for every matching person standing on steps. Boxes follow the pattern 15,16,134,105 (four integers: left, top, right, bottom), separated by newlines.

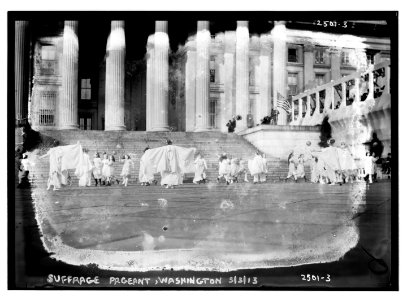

120,154,134,187
105,155,116,186
295,154,306,181
92,152,103,186
193,153,208,184
101,152,109,185
285,150,297,182
217,152,231,184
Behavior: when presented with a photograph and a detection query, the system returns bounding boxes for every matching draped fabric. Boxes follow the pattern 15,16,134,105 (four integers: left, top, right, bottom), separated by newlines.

248,155,267,176
42,143,84,188
139,145,196,186
337,148,357,171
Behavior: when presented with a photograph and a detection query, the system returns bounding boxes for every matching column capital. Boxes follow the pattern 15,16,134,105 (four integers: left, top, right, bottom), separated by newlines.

260,35,272,55
224,31,235,53
111,20,125,30
198,20,209,31
303,43,314,52
237,21,249,28
274,21,287,27
155,21,168,33
328,46,342,55
64,20,78,30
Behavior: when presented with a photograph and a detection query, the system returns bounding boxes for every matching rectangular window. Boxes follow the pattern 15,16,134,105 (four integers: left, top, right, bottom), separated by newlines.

81,78,91,100
86,118,92,130
288,73,298,96
41,45,56,61
209,98,217,128
79,117,92,130
288,48,298,63
210,58,216,83
315,48,325,64
315,73,326,86
79,118,85,130
341,51,350,65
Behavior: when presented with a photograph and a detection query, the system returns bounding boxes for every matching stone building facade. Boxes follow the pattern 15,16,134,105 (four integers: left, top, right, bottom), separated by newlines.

14,20,391,132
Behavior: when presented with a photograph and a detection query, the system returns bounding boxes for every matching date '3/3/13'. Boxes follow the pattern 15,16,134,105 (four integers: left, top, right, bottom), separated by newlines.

301,274,331,282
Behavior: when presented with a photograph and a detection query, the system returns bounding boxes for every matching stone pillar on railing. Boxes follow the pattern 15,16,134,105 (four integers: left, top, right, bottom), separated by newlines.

368,70,374,99
354,78,361,102
306,95,311,117
315,92,320,114
329,86,335,110
299,97,303,119
385,65,391,94
291,100,295,122
341,82,347,108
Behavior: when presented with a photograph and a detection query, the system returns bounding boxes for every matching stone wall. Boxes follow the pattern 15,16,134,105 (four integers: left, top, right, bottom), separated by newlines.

238,125,321,159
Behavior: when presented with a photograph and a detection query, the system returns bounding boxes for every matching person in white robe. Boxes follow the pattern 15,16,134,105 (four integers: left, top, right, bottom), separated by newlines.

364,152,378,184
92,152,103,186
75,148,93,187
139,147,155,186
101,153,109,185
18,153,35,186
338,142,357,183
217,153,231,184
317,139,343,185
285,150,297,181
105,155,115,186
193,154,208,184
296,154,306,180
120,154,134,187
249,152,267,184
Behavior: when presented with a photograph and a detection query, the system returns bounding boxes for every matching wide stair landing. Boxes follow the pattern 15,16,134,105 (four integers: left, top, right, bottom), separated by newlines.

20,130,309,185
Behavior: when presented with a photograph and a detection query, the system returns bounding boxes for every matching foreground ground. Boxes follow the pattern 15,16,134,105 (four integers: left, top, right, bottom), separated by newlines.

14,179,393,288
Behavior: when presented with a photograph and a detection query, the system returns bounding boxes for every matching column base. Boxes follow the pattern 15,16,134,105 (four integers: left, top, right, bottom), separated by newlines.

194,128,212,132
59,124,79,130
148,127,170,132
105,125,126,131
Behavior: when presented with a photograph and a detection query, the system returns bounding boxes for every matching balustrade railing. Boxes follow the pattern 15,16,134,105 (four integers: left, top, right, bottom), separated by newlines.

290,61,390,125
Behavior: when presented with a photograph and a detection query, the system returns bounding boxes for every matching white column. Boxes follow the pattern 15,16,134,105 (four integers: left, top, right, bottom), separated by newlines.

272,21,288,125
259,34,272,122
146,35,154,131
330,48,341,80
303,43,315,89
235,21,250,132
105,21,126,131
15,21,29,125
60,21,79,130
185,43,196,132
195,21,211,132
151,21,169,131
223,31,235,133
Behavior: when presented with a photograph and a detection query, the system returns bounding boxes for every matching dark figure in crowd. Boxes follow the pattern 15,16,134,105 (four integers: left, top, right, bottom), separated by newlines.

382,153,391,178
363,132,384,182
17,153,32,188
226,116,237,133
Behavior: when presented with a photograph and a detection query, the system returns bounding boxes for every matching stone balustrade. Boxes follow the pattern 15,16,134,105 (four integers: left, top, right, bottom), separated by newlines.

290,61,391,126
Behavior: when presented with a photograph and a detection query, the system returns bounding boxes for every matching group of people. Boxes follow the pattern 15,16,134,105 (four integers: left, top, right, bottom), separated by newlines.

23,133,389,191
285,138,387,185
216,151,267,185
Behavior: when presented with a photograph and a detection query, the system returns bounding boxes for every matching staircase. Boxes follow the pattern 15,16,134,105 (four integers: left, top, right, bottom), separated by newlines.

17,130,311,186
